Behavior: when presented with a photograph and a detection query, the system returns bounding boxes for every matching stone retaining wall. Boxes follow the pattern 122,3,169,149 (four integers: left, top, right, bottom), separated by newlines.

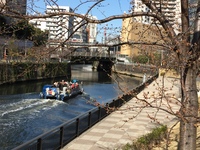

0,62,71,85
112,63,158,77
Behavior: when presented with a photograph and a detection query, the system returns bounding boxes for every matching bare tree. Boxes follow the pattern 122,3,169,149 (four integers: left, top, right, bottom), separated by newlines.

140,0,199,149
1,0,200,149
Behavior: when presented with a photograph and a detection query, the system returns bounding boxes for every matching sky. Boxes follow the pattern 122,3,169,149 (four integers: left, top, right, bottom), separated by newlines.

28,0,132,42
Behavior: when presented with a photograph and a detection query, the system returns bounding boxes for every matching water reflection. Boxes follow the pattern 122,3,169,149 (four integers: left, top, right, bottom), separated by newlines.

0,65,104,95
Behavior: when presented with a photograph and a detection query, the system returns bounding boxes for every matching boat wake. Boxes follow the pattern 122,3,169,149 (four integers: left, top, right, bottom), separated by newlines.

0,92,96,150
0,98,64,117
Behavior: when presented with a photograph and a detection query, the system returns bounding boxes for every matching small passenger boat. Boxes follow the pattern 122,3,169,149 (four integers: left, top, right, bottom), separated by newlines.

39,79,83,101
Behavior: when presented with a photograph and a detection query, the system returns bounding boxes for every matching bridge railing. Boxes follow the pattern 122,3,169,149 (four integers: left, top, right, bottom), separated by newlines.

70,51,117,59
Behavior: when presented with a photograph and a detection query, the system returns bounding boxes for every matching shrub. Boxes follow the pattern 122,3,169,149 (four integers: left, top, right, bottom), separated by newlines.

121,125,167,150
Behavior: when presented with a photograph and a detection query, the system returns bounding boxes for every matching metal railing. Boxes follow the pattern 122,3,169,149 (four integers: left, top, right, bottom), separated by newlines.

69,51,117,62
13,74,158,150
13,106,108,150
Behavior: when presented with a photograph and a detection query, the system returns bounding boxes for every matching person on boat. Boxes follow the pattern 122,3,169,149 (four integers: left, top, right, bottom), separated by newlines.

59,80,66,90
71,82,75,89
75,82,79,88
72,79,77,83
53,82,59,87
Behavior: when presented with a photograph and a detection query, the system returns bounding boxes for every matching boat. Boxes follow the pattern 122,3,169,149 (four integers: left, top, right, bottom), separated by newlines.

39,79,83,101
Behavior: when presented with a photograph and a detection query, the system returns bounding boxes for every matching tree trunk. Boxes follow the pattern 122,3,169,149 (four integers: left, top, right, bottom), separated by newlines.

178,0,199,148
179,65,198,150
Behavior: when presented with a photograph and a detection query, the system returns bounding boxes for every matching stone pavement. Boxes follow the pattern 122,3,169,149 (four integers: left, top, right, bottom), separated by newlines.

62,76,181,150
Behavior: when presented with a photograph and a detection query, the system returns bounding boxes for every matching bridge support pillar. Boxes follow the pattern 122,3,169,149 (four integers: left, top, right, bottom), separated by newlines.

97,61,113,73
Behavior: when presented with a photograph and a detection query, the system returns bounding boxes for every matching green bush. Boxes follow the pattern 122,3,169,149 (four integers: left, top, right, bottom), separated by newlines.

121,125,167,150
133,55,149,64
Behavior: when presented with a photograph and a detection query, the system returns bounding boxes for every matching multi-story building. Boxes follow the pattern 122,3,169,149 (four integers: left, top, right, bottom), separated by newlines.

121,17,168,57
72,15,97,43
132,0,151,24
121,0,181,57
0,0,27,23
46,5,74,45
153,0,181,32
29,5,98,50
30,10,98,46
72,16,87,43
3,0,26,15
29,18,47,32
132,0,181,32
87,15,98,43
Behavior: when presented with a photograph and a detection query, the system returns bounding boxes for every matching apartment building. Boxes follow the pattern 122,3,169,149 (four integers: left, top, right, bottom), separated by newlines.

87,15,98,43
0,0,27,23
72,15,97,43
132,0,181,31
72,16,87,43
153,0,181,32
3,0,26,15
46,5,74,44
29,18,47,32
132,0,151,24
30,8,98,46
121,0,181,57
121,17,168,57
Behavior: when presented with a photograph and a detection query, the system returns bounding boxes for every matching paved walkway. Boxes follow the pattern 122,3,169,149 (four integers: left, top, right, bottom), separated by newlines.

62,76,181,150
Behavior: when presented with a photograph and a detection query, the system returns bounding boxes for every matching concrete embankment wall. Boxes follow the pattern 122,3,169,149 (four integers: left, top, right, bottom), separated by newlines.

112,63,158,78
0,62,71,85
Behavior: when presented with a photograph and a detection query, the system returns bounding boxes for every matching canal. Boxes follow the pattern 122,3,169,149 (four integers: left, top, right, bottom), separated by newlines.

0,64,143,150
